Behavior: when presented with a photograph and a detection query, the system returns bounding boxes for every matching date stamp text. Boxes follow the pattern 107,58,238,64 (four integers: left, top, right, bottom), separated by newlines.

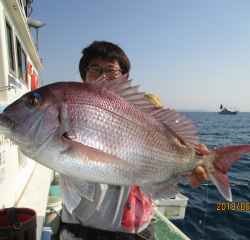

217,202,250,211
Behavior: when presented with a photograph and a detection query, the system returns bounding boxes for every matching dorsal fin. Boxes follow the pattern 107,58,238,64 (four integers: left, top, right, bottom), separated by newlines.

91,74,200,152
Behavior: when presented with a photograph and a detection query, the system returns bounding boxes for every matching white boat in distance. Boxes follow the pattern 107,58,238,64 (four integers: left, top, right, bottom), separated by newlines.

219,104,239,115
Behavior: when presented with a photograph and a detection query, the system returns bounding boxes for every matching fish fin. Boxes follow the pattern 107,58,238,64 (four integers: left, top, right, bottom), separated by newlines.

206,145,250,201
61,135,142,176
141,174,189,200
90,74,129,88
91,74,200,152
59,174,95,213
155,109,200,151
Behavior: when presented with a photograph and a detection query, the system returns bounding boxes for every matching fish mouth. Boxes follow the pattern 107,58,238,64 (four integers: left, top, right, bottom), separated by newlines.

0,113,14,129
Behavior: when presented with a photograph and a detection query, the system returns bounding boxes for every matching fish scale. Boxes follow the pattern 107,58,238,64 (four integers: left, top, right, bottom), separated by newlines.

62,87,198,186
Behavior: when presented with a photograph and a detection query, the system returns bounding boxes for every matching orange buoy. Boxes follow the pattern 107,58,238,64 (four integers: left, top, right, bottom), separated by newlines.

31,73,39,90
27,61,33,76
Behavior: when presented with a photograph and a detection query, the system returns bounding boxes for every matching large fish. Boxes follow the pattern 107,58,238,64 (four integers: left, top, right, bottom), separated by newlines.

0,74,249,213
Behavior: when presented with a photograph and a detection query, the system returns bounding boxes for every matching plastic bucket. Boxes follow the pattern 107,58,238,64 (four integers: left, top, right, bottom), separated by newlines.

45,196,62,235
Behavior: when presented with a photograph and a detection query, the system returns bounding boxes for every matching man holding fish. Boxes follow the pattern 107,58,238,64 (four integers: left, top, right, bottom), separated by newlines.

1,40,247,239
59,41,210,240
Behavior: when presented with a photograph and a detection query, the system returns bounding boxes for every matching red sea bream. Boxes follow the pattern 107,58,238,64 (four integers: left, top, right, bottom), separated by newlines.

0,74,249,213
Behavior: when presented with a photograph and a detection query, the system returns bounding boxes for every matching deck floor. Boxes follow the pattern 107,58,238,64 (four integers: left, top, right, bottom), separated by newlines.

151,210,189,240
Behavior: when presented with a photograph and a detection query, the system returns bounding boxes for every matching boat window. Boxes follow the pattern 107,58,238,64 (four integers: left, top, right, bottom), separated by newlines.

16,38,21,79
16,38,28,84
21,50,27,83
5,21,15,73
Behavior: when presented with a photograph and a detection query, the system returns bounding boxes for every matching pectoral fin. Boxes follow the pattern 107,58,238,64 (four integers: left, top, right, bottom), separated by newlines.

61,135,142,175
59,174,95,213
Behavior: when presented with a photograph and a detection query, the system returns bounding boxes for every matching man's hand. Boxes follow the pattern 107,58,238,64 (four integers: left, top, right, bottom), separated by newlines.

189,144,211,188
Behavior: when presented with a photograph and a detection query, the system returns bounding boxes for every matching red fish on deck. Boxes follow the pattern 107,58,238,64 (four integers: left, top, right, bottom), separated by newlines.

121,186,152,232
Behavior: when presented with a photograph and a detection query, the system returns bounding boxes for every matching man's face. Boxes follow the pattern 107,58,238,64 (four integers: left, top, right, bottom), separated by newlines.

84,57,122,83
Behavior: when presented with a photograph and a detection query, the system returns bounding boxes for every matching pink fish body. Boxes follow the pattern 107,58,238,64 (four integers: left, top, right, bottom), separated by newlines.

0,74,249,213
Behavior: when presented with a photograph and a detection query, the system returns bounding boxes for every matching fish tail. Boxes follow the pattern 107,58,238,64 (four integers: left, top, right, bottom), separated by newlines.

205,145,250,201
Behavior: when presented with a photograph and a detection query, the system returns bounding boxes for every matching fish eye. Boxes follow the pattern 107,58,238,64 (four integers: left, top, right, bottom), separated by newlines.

26,96,39,108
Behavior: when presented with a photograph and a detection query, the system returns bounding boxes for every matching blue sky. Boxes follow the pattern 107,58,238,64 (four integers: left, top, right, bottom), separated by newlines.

30,0,250,112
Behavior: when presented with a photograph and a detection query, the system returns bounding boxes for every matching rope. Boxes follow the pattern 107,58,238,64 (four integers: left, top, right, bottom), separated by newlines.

186,183,250,186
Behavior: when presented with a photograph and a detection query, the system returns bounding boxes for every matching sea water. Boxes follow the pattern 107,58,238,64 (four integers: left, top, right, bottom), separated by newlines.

171,112,250,240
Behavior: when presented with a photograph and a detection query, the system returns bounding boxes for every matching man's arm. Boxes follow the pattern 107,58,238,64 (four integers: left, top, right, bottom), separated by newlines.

189,144,211,188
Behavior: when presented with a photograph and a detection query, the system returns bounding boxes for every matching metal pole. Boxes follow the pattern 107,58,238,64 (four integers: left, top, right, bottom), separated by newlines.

36,27,38,51
26,2,29,17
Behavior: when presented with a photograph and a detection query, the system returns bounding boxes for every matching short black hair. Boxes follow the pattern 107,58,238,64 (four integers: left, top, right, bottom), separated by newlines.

79,41,130,80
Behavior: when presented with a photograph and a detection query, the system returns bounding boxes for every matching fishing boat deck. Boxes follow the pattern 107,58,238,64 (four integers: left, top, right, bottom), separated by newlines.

151,209,190,240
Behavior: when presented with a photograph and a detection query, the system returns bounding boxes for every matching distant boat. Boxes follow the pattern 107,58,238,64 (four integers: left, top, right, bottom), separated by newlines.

219,104,239,114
